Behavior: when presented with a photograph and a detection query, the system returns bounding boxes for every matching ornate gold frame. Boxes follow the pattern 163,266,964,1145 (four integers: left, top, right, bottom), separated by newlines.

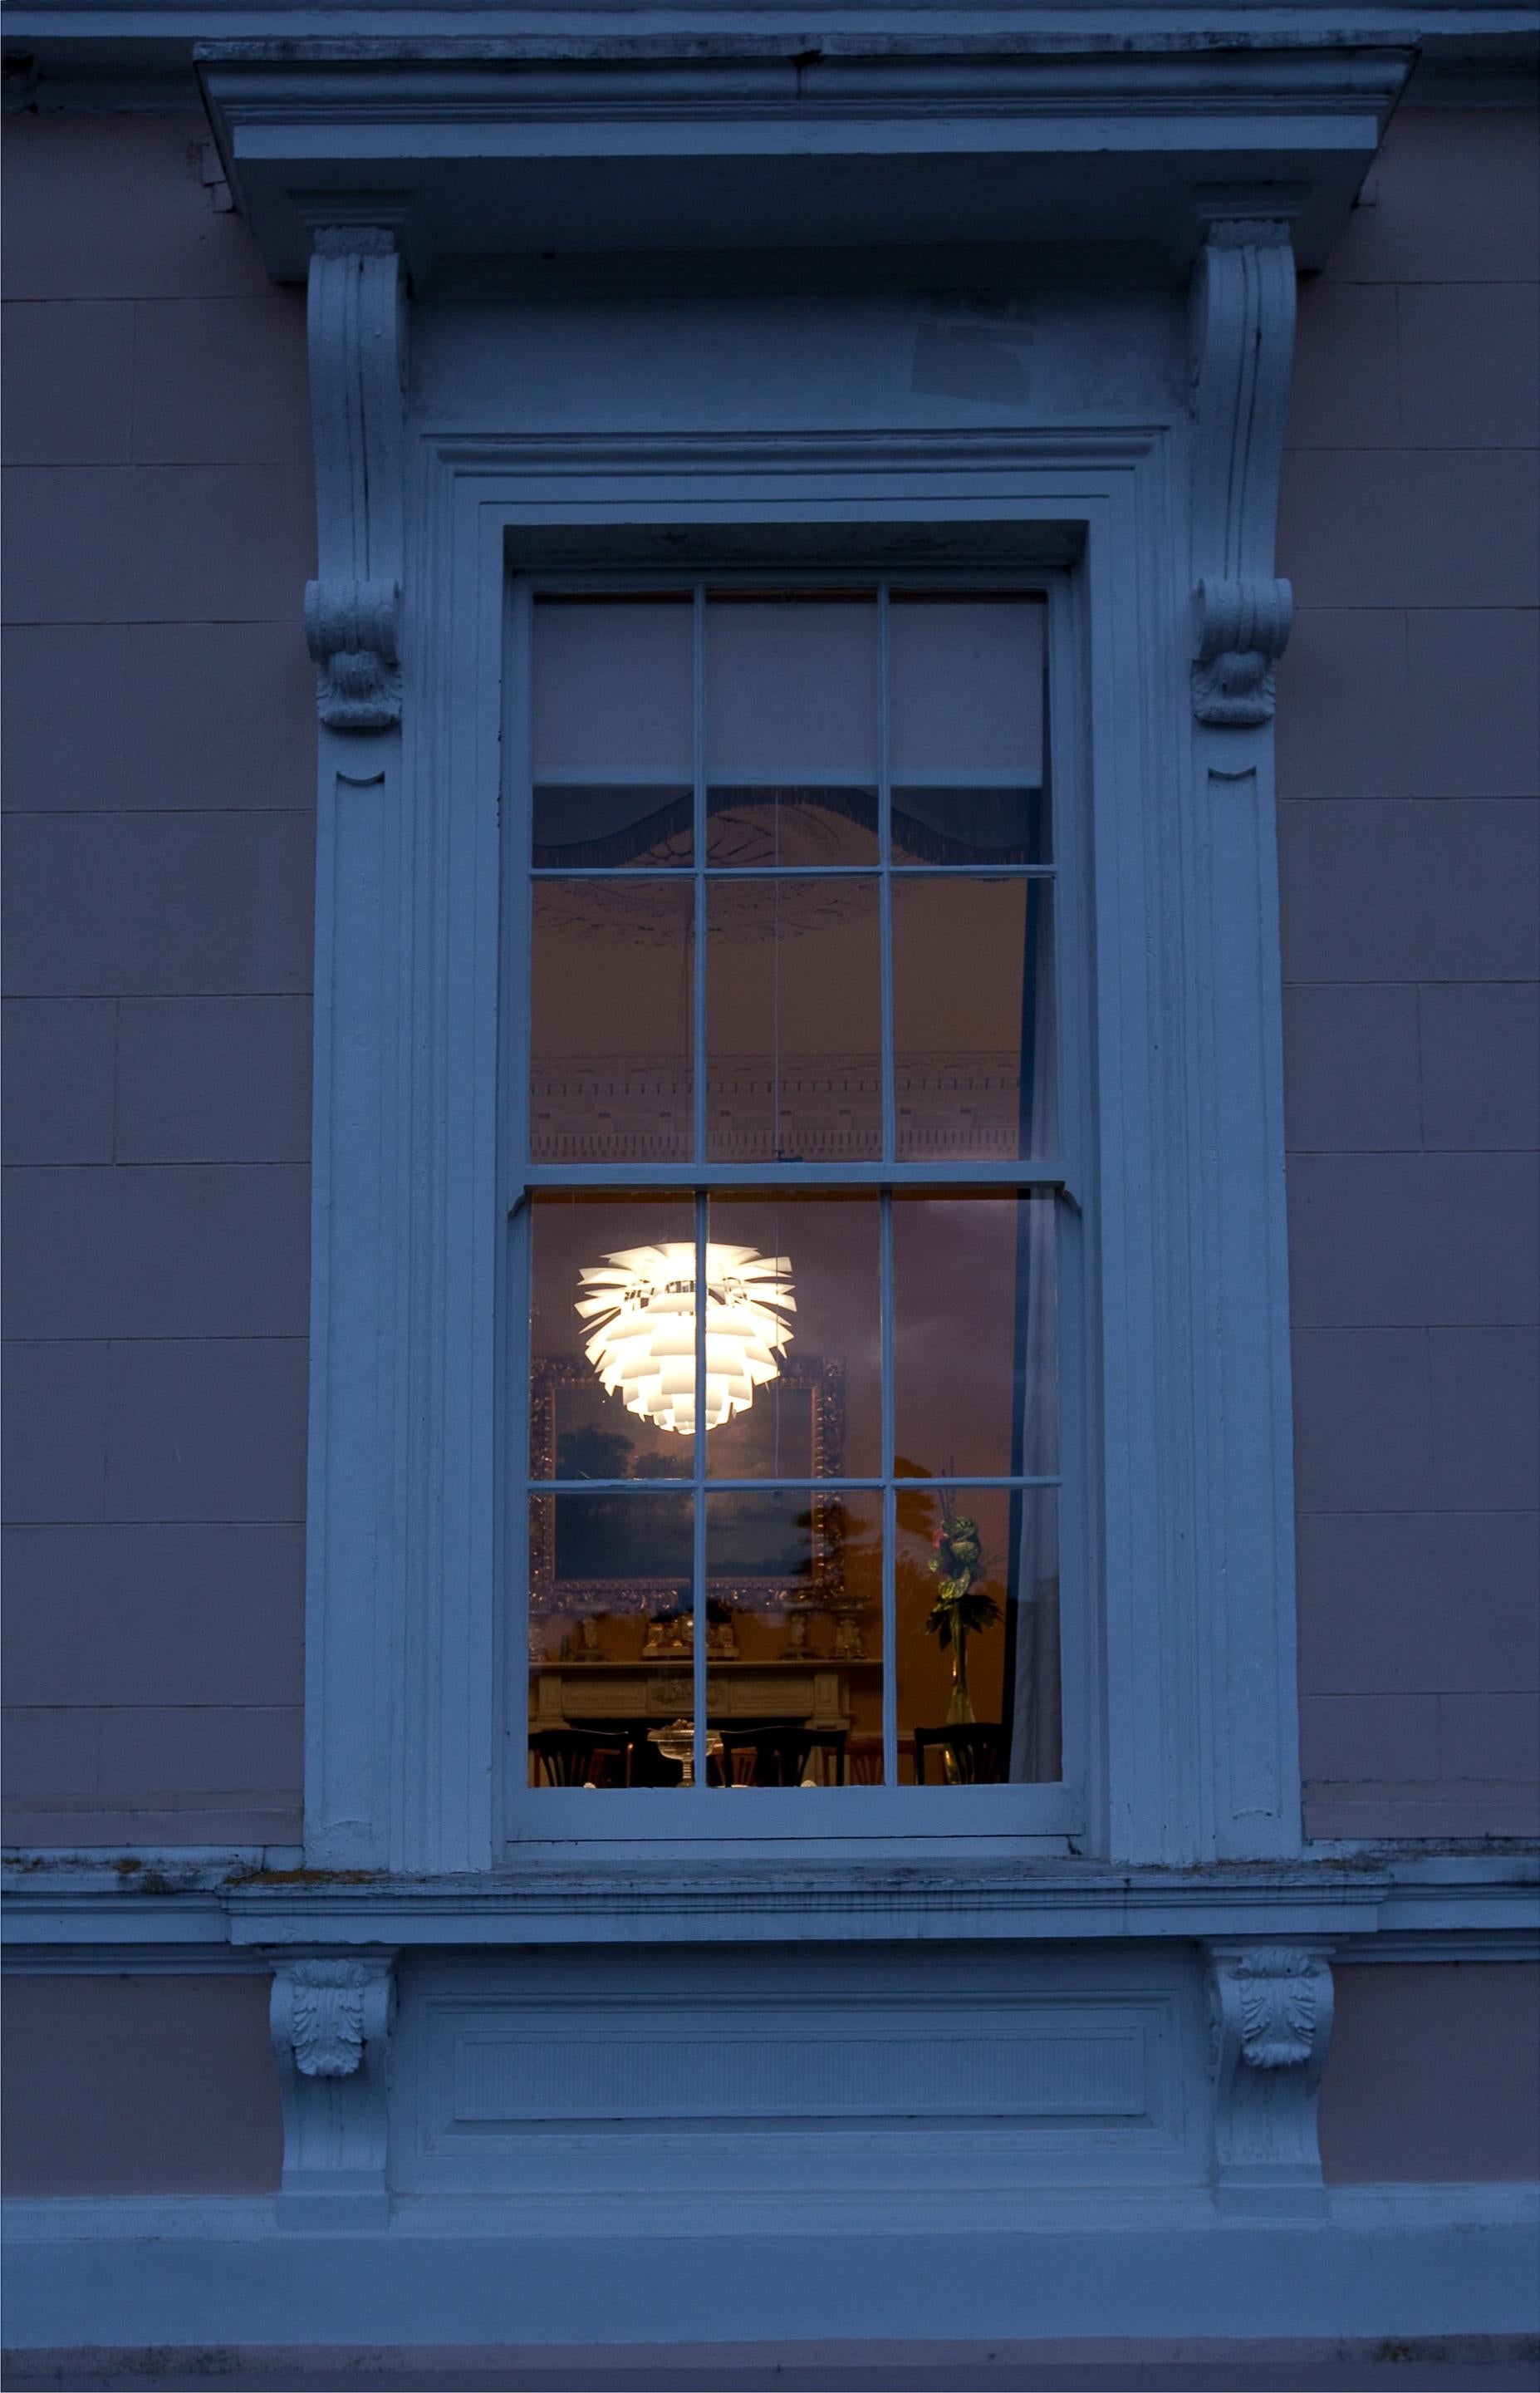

528,1355,847,1618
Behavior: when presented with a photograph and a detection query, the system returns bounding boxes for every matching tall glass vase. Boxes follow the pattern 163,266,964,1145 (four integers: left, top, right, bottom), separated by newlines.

946,1625,976,1726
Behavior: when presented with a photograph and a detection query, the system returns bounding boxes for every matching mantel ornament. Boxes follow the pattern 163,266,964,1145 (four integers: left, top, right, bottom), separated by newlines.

304,228,407,731
1189,214,1297,729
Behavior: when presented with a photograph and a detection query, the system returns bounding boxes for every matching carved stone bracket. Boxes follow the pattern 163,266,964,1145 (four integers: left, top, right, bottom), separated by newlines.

305,228,407,731
269,1957,396,2225
1193,572,1293,729
1204,1943,1334,2214
1189,214,1297,728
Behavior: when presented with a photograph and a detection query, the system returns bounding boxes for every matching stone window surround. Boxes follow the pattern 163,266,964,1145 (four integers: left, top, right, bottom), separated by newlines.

230,36,1389,1883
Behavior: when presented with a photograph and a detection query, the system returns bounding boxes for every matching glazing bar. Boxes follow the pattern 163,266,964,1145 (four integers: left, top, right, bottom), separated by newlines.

877,583,895,1168
693,1186,709,1794
880,1187,897,1791
525,1475,1060,1496
692,584,707,1167
528,866,1057,881
692,592,709,1792
517,1162,1072,1193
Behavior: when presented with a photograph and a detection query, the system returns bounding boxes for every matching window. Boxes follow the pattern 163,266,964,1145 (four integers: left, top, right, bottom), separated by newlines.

509,579,1084,1830
247,129,1314,1877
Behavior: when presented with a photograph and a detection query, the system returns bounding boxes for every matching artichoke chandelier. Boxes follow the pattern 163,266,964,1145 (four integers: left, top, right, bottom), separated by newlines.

576,1242,795,1437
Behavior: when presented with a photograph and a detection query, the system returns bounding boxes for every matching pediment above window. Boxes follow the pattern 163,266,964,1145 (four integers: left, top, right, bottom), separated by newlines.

198,33,1412,282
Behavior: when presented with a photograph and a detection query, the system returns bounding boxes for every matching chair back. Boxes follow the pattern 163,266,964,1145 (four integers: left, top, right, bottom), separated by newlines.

719,1727,817,1786
913,1724,1008,1785
530,1728,626,1788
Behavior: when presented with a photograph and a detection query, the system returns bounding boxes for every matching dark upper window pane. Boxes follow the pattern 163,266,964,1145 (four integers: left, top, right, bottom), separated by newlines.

887,596,1045,783
706,597,878,782
707,877,881,1162
532,598,694,779
893,876,1056,1161
533,784,694,871
890,786,1047,868
706,786,878,868
530,878,693,1163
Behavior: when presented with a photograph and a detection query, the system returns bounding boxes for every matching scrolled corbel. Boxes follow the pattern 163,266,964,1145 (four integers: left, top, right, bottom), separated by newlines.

1189,209,1297,730
304,574,401,732
1192,574,1293,729
1204,1943,1334,2214
305,227,407,733
269,1957,396,2223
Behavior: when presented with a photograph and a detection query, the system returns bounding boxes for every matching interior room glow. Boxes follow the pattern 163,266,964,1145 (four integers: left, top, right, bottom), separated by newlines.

576,1242,796,1437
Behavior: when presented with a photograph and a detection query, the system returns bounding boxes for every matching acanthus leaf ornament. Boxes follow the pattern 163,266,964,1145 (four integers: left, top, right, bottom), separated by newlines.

282,1958,375,2078
1233,1943,1324,2070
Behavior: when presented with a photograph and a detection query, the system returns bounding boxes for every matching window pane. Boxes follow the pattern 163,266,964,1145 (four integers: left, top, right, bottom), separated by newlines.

527,1491,697,1787
706,1194,880,1479
530,1195,697,1481
530,879,693,1162
706,1488,884,1786
887,596,1044,780
534,784,693,871
706,785,877,868
893,1195,1058,1481
893,877,1055,1160
533,598,693,777
890,786,1047,868
895,1486,1059,1785
706,877,881,1161
706,597,878,780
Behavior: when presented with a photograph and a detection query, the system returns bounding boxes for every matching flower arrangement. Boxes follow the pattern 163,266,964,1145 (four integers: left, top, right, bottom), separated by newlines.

924,1501,1003,1725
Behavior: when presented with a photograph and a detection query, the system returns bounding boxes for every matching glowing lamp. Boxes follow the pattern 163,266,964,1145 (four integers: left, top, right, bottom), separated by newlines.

576,1241,795,1437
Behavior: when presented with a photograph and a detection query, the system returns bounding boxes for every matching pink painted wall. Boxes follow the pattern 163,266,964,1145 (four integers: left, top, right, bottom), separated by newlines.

1321,1964,1540,2181
2,115,315,1845
1277,106,1540,1840
0,1973,282,2193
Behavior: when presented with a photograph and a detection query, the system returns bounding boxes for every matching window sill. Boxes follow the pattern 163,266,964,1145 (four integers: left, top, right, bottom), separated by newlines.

5,1849,1535,1958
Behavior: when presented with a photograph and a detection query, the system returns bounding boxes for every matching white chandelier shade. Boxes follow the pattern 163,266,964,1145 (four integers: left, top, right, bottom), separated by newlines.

576,1241,796,1437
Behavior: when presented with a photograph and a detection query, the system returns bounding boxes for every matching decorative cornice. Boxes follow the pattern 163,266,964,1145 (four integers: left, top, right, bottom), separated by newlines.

186,36,1411,278
304,227,406,732
1188,212,1297,728
1205,1943,1334,2214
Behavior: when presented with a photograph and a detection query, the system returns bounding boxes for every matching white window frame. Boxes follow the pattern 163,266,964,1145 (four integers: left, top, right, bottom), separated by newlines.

302,410,1302,1876
501,562,1092,1843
